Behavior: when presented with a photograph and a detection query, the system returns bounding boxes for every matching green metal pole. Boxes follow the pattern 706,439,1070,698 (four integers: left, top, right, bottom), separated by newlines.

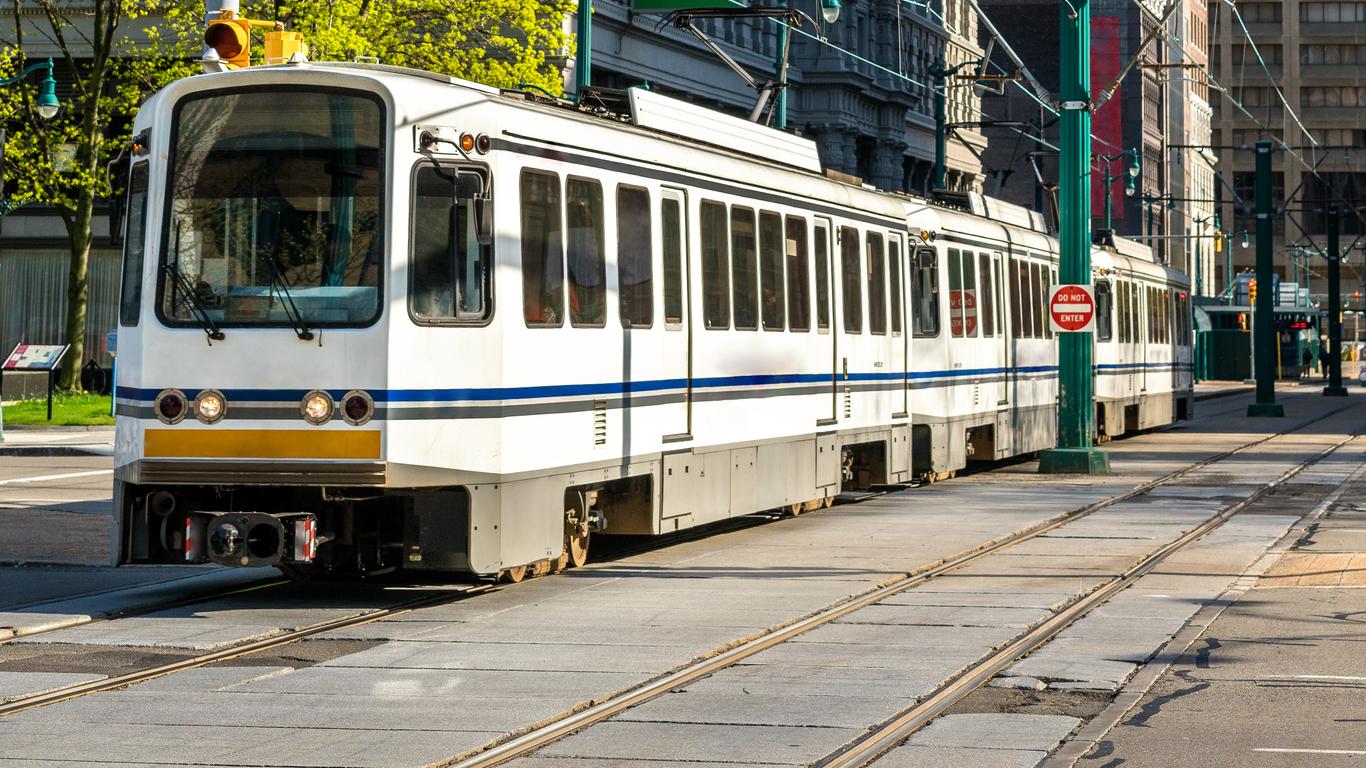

932,60,947,191
575,0,592,98
1248,139,1284,416
1325,206,1347,395
774,0,788,129
1040,0,1107,474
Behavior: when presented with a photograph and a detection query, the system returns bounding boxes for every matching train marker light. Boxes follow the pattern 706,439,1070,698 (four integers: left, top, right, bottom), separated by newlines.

154,389,188,424
476,134,491,154
460,133,476,153
195,389,227,424
342,390,375,426
301,390,334,425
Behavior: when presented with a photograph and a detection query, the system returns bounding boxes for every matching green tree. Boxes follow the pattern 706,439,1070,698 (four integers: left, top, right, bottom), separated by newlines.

2,1,197,390
172,0,574,93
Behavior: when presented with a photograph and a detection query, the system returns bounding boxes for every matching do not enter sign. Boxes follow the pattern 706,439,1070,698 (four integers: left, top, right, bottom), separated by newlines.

1048,284,1096,333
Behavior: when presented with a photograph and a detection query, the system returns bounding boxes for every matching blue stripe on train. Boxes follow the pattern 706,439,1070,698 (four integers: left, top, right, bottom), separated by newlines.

115,364,1074,405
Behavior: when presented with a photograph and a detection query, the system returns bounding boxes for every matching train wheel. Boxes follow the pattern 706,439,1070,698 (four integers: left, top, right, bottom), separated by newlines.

566,527,590,568
786,502,804,517
530,559,554,578
498,564,528,583
822,495,835,509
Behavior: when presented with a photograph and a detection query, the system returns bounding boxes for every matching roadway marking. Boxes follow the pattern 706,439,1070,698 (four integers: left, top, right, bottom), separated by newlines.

0,469,113,486
1288,674,1366,681
1255,748,1366,756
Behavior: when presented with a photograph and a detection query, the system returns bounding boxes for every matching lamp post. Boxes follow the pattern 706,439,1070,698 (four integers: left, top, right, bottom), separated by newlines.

1094,148,1139,231
771,0,840,129
0,58,60,120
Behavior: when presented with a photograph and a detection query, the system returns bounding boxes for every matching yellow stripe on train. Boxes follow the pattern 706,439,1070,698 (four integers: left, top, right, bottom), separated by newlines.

144,429,381,460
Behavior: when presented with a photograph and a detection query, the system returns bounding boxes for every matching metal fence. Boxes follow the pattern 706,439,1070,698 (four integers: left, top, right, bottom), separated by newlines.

0,248,120,369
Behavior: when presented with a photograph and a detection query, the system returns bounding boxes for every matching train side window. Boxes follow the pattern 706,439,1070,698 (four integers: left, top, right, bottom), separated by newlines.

662,195,684,326
1043,265,1054,339
412,164,491,324
700,200,730,329
840,226,863,333
978,252,995,337
1095,281,1113,341
1008,258,1023,337
786,216,811,332
732,206,758,331
867,233,887,335
889,238,903,335
119,162,150,327
992,253,1005,337
1027,261,1038,336
910,248,940,337
521,169,563,327
759,210,785,331
1164,289,1172,343
814,221,831,331
617,185,653,328
566,177,606,327
948,249,964,337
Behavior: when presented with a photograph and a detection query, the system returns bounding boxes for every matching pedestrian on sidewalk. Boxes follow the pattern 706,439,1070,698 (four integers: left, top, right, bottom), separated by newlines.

1319,345,1330,379
1302,347,1313,379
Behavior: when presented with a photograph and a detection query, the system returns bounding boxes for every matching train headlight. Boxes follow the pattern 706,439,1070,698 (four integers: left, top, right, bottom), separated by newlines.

194,389,227,424
301,390,334,425
341,390,375,426
154,389,188,424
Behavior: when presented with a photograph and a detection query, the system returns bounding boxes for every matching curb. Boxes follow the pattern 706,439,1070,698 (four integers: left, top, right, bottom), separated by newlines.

1194,386,1253,402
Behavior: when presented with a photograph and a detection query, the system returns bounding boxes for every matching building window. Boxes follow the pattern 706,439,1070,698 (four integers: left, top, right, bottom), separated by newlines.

1300,43,1366,64
1300,1,1366,21
1240,2,1283,21
1301,86,1366,108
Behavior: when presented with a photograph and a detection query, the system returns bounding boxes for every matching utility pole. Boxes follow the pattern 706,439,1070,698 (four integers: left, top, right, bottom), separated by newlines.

1325,206,1347,396
1040,0,1107,474
1248,139,1284,417
575,0,592,98
774,0,788,129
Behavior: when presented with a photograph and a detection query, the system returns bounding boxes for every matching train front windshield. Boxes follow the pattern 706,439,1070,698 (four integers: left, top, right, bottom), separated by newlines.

159,88,384,328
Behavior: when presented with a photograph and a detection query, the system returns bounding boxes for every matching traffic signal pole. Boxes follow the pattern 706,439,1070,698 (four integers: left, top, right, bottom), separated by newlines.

1039,0,1108,474
1248,139,1284,417
1324,206,1347,396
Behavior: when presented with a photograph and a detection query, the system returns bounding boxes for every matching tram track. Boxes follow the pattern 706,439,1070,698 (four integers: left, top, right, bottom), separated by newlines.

439,400,1365,768
0,398,1355,740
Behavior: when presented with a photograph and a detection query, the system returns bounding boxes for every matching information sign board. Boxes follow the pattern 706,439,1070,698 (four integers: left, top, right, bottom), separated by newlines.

3,344,68,371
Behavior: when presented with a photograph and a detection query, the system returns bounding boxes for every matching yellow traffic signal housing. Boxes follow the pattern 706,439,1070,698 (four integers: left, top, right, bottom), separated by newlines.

264,30,308,65
1249,279,1258,302
1214,231,1224,253
205,10,298,69
205,16,251,69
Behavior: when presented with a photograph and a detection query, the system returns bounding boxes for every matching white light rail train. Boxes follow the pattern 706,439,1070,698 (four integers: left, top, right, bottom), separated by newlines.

111,61,1193,580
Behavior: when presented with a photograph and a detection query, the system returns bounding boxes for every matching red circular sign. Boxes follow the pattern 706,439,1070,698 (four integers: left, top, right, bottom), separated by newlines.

1049,285,1095,332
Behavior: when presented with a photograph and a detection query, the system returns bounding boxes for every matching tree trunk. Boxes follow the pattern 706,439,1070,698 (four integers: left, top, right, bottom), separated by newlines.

58,190,94,391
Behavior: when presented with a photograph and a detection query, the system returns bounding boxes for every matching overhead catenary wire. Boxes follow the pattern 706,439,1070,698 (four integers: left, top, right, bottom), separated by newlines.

1223,0,1318,153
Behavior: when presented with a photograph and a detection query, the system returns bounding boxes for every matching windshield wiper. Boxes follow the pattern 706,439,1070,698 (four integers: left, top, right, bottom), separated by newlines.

266,242,314,341
164,223,225,342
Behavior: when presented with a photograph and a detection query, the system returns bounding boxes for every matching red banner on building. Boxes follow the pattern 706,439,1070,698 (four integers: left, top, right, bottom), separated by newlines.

1091,17,1123,221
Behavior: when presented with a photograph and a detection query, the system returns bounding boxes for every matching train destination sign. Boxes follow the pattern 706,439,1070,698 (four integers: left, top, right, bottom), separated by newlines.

1048,285,1095,333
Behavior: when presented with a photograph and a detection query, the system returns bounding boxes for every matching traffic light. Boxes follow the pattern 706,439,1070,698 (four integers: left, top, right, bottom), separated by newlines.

1214,230,1224,253
1249,279,1258,303
204,11,305,69
205,13,252,69
1238,312,1248,331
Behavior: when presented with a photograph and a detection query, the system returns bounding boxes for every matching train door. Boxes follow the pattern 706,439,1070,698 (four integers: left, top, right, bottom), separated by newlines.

1140,285,1149,393
890,234,908,416
815,218,837,423
989,251,1008,407
661,187,692,439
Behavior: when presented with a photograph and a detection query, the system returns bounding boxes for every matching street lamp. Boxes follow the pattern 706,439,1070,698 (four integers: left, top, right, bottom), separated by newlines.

0,59,60,120
820,0,842,23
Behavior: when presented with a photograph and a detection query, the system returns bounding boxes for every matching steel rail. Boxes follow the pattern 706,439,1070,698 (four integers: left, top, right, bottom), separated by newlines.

0,585,494,719
441,400,1362,768
816,425,1363,768
1,577,291,645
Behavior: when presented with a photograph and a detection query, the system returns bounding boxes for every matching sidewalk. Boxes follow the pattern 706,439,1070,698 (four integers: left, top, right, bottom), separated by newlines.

0,427,114,456
1194,381,1253,401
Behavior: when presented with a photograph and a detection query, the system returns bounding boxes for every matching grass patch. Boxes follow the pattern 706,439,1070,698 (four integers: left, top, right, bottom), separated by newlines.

2,393,114,426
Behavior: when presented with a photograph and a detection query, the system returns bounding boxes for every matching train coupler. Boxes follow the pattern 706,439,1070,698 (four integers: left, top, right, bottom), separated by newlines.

184,511,321,567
